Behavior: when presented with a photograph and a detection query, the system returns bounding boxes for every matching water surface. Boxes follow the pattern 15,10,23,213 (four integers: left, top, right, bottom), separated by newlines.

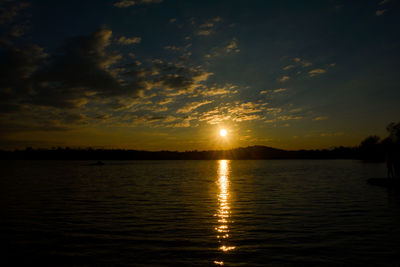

1,160,400,266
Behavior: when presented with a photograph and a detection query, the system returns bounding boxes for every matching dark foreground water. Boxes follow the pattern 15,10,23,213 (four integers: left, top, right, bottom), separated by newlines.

1,160,400,266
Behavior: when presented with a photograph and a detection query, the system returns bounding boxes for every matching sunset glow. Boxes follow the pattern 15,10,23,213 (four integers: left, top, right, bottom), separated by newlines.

0,0,399,151
220,129,227,137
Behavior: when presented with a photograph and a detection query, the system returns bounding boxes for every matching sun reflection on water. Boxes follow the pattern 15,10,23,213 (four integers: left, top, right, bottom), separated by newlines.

214,160,235,265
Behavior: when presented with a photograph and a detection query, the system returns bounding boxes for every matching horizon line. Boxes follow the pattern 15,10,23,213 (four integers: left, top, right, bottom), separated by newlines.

0,144,359,153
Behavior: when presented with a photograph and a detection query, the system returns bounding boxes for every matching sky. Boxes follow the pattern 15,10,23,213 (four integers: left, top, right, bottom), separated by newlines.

0,0,399,151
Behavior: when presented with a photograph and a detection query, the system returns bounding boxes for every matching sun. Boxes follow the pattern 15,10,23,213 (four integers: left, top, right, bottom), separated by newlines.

220,129,227,137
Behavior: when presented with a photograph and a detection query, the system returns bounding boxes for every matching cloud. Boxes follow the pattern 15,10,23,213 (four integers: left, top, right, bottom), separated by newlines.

0,44,47,83
131,102,169,113
62,112,88,125
309,68,327,77
234,114,260,122
211,17,223,23
0,105,94,139
152,62,213,95
198,110,231,124
139,0,163,4
28,29,134,105
113,0,162,8
0,1,30,25
167,120,191,128
163,115,177,123
198,84,237,96
289,107,303,113
176,100,213,113
283,65,295,70
113,0,135,8
198,17,222,28
277,115,303,121
379,0,390,5
226,102,264,122
1,21,249,136
225,38,240,53
164,45,181,51
158,98,174,105
0,44,48,113
260,88,286,94
293,57,312,67
196,101,266,125
190,100,280,125
196,29,213,36
279,75,290,82
229,102,262,114
265,107,282,114
313,116,328,121
93,114,111,121
0,29,162,114
199,22,215,29
204,39,241,59
263,112,302,124
146,116,165,121
0,27,220,135
164,43,191,52
117,36,141,45
9,24,29,37
195,17,222,36
273,88,287,93
376,9,388,16
376,0,390,16
0,1,31,45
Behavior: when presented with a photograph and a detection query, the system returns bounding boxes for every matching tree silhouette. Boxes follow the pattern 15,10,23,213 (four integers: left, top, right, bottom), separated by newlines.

386,122,400,178
387,122,400,142
359,135,384,162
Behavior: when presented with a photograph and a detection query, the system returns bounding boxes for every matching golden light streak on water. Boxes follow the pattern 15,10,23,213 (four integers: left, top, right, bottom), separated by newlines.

219,245,236,252
214,160,235,265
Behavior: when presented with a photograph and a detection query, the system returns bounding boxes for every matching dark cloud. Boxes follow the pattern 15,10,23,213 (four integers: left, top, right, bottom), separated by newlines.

113,0,135,8
151,61,212,94
116,36,141,45
0,114,70,136
113,0,163,8
0,106,89,141
0,44,46,84
0,0,31,46
0,28,151,119
146,116,165,121
24,29,147,108
62,112,87,124
0,44,47,110
0,0,30,25
195,17,223,36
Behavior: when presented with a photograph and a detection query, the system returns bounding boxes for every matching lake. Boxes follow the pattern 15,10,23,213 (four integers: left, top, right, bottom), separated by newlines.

1,160,400,266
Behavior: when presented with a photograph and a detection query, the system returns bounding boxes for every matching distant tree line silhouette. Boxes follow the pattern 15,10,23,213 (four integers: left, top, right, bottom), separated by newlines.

0,145,359,160
0,122,399,170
